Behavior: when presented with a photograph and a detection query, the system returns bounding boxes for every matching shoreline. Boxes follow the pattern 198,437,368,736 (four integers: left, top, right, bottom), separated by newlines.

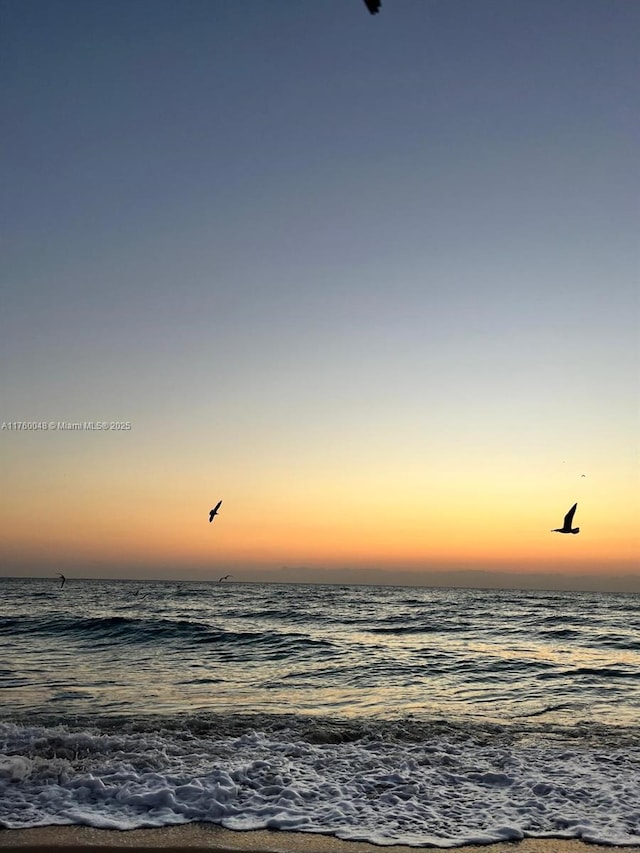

1,826,639,852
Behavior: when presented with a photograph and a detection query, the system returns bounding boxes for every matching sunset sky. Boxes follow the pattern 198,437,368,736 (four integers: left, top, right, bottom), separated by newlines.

2,0,638,590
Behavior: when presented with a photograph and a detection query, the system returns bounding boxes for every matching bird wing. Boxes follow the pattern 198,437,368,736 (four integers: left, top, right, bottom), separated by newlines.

213,500,222,513
363,0,381,13
564,503,577,527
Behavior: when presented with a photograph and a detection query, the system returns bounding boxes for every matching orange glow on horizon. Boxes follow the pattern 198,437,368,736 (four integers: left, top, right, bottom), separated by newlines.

2,432,637,586
2,485,637,578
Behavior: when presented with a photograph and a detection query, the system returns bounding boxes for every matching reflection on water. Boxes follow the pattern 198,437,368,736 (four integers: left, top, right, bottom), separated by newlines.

0,578,638,725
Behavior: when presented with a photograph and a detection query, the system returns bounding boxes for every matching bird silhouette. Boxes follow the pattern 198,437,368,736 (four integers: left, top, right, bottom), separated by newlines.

363,0,381,13
57,573,66,589
552,503,580,534
218,574,232,583
209,500,222,523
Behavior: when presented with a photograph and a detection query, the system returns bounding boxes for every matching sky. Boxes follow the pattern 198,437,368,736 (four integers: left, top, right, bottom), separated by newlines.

1,0,638,590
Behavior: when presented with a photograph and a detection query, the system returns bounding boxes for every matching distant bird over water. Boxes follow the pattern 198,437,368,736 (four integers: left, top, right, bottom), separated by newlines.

218,574,232,583
363,0,381,13
552,502,580,534
57,573,66,589
209,500,222,523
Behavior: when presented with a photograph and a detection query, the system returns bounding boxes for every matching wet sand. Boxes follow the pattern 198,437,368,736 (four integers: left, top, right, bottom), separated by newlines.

0,825,639,852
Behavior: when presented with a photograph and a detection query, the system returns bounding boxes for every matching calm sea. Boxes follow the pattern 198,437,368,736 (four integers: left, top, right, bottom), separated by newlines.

1,577,639,846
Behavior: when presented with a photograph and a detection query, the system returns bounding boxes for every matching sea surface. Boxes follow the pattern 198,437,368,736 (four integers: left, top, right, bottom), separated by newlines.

1,577,639,847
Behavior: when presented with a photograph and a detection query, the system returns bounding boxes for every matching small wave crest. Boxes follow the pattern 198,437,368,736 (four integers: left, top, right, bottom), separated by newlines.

0,614,334,656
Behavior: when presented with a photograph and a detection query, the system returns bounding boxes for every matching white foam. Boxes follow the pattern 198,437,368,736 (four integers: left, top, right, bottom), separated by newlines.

1,721,639,847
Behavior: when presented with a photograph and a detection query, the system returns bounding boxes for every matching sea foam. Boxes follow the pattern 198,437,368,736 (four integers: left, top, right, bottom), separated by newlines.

1,719,639,847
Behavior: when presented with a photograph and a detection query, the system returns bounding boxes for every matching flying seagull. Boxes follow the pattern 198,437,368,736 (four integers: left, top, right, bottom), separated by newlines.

363,0,381,13
552,502,580,534
218,574,233,583
57,573,66,589
209,500,222,523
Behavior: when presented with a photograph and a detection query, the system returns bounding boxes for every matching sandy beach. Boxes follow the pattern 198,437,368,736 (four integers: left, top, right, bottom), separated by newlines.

0,825,639,853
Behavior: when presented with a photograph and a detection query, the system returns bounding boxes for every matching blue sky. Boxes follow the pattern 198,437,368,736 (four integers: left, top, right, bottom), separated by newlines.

1,0,638,587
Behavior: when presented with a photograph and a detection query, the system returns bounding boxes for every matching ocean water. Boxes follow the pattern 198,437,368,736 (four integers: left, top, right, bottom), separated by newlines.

1,577,639,847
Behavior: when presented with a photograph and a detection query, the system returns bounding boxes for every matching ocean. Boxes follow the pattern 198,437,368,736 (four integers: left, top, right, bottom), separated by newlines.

1,577,639,847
